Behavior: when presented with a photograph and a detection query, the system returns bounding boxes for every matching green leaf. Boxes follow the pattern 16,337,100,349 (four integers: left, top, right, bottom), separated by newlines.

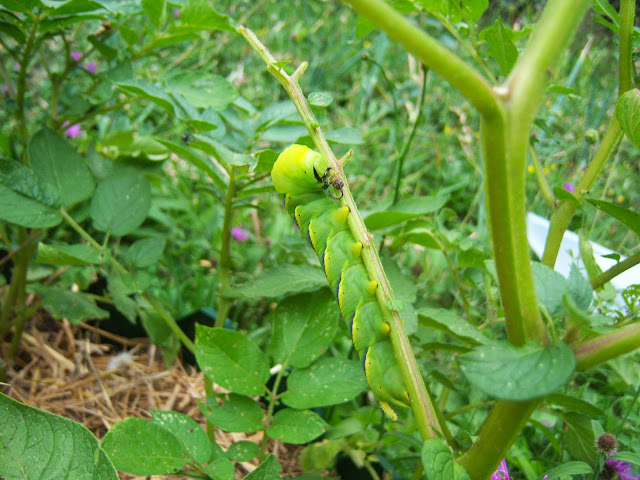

585,197,640,237
365,194,449,230
308,92,334,108
31,284,109,324
151,410,211,464
265,409,327,444
195,325,270,396
267,291,338,368
609,451,640,467
36,243,109,266
89,172,151,236
204,457,235,480
0,156,59,207
417,307,488,345
280,356,367,409
200,393,264,433
324,127,364,145
115,80,177,113
107,272,138,324
166,71,238,111
0,393,118,480
421,438,471,480
562,412,598,466
458,342,575,401
176,0,235,32
531,262,570,318
479,18,518,76
142,0,166,29
125,237,167,268
101,418,186,475
225,441,259,461
545,394,605,417
157,139,227,191
567,265,593,311
244,455,282,480
222,265,328,299
190,135,256,170
540,461,592,479
617,89,640,153
28,128,94,207
553,185,581,207
0,184,62,228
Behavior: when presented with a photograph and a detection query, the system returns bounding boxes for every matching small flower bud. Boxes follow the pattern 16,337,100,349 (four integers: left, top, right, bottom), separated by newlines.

585,129,599,144
596,433,617,454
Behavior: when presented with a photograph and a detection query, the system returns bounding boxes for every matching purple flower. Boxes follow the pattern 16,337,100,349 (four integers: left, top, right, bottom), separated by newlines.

84,61,97,74
491,460,511,480
173,8,180,18
2,84,8,95
562,182,575,193
70,51,82,61
606,458,640,480
64,123,83,138
231,227,249,242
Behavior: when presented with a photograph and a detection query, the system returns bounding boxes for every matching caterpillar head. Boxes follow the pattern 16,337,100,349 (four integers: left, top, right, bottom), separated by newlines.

271,144,329,195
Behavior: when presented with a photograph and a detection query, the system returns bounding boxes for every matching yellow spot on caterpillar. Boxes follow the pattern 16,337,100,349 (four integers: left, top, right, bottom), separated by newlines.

380,401,398,421
366,280,377,296
351,242,363,257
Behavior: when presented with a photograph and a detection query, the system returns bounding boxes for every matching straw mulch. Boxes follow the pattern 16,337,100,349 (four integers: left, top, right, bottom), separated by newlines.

1,313,304,479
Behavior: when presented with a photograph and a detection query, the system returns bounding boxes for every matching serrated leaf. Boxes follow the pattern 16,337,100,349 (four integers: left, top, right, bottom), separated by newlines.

200,393,264,433
365,194,449,230
265,409,326,444
36,243,109,266
89,172,151,236
0,393,118,480
125,237,166,268
222,265,328,299
28,128,94,207
195,325,270,396
31,284,109,324
267,291,338,368
225,441,259,461
585,197,640,238
101,418,186,475
458,342,575,401
280,356,367,409
421,438,471,480
151,410,211,464
480,17,518,76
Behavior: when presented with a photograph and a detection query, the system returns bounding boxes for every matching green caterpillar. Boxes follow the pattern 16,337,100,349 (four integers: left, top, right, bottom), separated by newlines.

272,144,410,419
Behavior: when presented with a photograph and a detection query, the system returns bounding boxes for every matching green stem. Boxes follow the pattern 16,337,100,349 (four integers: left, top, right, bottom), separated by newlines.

573,323,640,370
239,25,444,442
529,145,555,210
590,251,640,290
0,228,29,339
59,208,195,353
342,0,500,121
16,15,42,144
541,117,623,267
215,169,236,328
259,371,284,461
619,0,635,94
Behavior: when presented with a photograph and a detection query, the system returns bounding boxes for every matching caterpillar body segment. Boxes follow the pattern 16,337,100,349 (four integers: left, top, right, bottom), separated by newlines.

272,144,409,419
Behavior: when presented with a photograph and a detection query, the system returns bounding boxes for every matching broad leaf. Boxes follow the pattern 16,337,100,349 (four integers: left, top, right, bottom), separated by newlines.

166,71,238,111
458,342,575,401
225,441,259,461
244,455,282,480
267,291,338,368
28,128,94,207
89,172,151,236
200,393,264,433
151,410,211,464
195,325,270,395
325,127,364,145
365,194,449,230
0,156,60,207
36,243,109,266
265,409,327,444
0,184,62,228
101,418,186,475
540,462,592,479
280,356,367,409
616,87,640,153
480,18,518,75
222,265,328,299
585,197,640,238
0,393,118,480
125,237,166,268
421,438,471,480
562,412,598,466
31,284,109,324
176,0,235,32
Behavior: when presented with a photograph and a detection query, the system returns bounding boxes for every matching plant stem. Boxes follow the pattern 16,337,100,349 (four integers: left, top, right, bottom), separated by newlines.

619,0,635,94
0,228,29,339
215,169,236,328
529,145,555,210
541,116,623,267
573,323,640,370
16,14,42,145
59,208,194,353
590,251,640,290
239,25,444,442
342,0,500,121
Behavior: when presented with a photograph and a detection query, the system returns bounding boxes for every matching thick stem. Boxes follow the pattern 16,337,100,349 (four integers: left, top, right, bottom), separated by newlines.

619,0,635,94
574,323,640,370
591,251,640,290
0,228,29,338
215,170,236,328
240,26,444,441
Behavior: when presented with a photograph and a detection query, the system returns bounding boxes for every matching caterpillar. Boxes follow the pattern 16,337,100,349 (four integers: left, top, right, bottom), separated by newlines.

272,144,410,420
